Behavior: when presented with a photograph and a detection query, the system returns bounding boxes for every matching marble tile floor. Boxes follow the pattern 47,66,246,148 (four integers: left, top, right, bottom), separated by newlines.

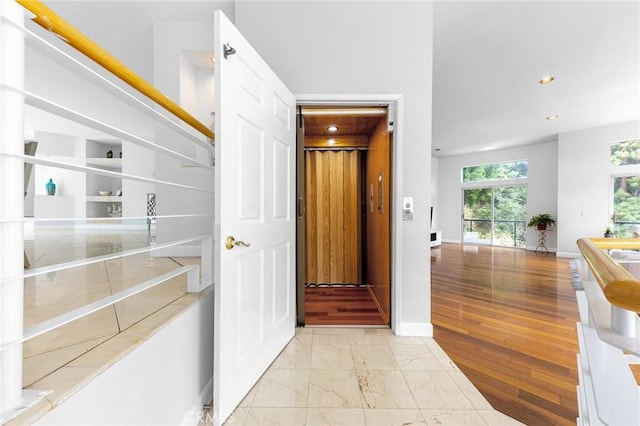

9,289,206,425
212,327,523,426
8,227,203,424
17,228,522,425
21,227,200,382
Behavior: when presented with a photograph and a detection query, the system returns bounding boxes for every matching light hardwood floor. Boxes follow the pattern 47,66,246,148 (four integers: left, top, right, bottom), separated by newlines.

431,243,580,425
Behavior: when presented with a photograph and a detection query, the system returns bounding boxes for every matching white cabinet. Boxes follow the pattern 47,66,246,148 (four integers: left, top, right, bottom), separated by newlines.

86,140,123,217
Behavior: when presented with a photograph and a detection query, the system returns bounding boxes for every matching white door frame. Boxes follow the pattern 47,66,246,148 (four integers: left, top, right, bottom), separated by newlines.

296,93,403,334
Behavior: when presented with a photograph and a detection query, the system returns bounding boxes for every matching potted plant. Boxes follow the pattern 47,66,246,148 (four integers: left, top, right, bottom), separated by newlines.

527,213,556,230
604,227,614,238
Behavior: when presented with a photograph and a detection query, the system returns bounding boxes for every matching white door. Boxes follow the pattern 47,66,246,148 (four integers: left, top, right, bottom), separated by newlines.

213,11,296,426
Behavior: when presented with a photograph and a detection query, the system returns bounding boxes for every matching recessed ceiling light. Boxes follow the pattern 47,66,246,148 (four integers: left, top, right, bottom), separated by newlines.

546,115,559,120
539,76,554,84
327,125,338,132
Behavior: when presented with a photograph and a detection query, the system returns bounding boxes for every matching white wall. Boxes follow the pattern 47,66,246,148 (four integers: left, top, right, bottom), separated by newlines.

122,140,155,220
152,20,217,256
195,68,216,136
15,4,223,423
179,54,216,131
24,42,156,141
236,1,434,335
431,157,440,230
557,121,640,256
24,23,160,224
42,1,155,84
35,290,214,426
437,141,559,250
33,131,86,220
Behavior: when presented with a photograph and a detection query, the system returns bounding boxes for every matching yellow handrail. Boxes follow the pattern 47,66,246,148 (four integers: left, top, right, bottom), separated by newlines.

577,237,640,312
15,0,215,141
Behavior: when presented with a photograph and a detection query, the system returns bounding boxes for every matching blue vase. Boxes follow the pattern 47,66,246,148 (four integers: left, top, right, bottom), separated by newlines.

46,178,56,196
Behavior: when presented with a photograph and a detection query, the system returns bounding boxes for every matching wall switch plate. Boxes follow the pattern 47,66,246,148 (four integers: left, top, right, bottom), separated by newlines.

402,196,413,221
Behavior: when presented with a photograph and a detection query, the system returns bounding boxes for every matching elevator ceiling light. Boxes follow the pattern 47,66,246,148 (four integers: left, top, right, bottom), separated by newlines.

302,107,386,116
539,76,554,84
327,125,339,132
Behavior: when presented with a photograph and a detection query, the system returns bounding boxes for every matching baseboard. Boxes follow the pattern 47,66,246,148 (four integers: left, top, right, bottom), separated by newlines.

442,238,460,244
526,245,557,253
366,284,389,325
395,322,433,337
557,251,581,258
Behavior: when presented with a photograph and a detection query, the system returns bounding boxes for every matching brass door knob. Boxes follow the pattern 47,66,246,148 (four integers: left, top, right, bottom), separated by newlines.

225,235,251,250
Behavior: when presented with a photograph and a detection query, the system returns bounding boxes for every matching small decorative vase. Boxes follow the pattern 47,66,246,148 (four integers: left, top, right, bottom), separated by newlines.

106,150,113,158
45,178,56,196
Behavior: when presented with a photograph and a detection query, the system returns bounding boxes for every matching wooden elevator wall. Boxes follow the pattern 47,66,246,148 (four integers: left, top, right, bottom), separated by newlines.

305,150,362,284
365,117,391,323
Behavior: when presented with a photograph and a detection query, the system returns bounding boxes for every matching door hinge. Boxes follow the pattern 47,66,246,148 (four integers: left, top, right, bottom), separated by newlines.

387,120,395,133
387,103,395,133
224,43,236,59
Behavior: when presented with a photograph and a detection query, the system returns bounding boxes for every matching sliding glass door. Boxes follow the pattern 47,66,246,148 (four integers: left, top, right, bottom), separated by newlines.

463,188,492,244
463,185,527,247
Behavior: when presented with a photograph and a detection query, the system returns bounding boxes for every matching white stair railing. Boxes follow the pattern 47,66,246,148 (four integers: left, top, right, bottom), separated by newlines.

575,238,640,425
0,0,215,422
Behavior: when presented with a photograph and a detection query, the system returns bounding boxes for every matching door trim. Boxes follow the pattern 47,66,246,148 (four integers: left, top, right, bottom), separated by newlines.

295,106,305,326
296,93,403,334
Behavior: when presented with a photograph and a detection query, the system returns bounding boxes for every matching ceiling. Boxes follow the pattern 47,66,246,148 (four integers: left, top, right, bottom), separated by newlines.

432,1,640,158
300,2,639,156
47,1,640,158
302,107,387,138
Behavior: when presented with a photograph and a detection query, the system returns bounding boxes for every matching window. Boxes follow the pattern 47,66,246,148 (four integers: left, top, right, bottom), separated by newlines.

612,175,640,236
463,185,528,248
611,139,640,166
462,160,528,183
462,160,528,248
611,140,640,236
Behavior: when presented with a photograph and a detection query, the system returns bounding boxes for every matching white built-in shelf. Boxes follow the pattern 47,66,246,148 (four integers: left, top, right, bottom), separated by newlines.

86,158,122,169
86,195,123,203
